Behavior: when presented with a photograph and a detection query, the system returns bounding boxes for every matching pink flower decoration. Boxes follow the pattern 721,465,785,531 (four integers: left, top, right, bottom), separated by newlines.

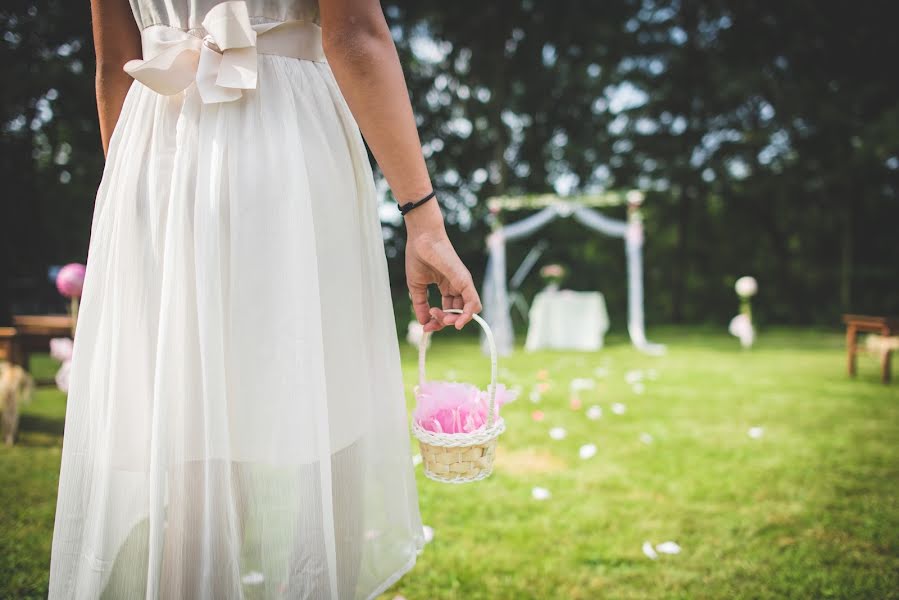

56,263,86,298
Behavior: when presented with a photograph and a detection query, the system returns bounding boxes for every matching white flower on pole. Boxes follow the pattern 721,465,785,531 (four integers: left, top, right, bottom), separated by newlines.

735,276,758,298
731,277,758,348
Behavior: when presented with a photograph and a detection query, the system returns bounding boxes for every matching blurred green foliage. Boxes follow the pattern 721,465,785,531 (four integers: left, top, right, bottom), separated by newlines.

2,0,897,326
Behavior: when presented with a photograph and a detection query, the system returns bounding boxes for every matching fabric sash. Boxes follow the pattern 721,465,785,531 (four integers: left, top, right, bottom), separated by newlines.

124,0,325,104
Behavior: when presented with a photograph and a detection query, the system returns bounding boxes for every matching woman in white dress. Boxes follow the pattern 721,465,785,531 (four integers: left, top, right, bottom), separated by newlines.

48,0,481,598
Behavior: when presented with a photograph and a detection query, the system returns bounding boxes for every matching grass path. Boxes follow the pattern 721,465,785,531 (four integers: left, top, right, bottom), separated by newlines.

1,328,897,598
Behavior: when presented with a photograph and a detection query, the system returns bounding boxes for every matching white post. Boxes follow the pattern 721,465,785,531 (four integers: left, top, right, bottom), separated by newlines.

482,231,514,356
625,192,665,355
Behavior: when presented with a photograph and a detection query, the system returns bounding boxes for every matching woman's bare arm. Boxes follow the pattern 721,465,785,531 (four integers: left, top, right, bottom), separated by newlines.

90,0,142,156
320,0,482,331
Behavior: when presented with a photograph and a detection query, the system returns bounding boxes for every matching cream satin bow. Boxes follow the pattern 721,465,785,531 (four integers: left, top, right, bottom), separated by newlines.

124,1,260,104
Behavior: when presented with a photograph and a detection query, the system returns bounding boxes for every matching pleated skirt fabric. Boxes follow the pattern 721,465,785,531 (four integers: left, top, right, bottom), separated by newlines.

48,55,425,599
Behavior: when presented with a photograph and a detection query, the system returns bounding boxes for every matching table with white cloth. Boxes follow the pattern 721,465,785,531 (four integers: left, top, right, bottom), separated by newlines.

525,288,610,351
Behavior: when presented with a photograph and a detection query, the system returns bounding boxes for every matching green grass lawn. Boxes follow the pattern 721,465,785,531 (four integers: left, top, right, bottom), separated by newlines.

2,327,897,599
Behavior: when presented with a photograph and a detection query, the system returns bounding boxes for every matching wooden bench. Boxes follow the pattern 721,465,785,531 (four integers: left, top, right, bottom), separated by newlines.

842,314,899,384
0,327,23,365
0,316,74,382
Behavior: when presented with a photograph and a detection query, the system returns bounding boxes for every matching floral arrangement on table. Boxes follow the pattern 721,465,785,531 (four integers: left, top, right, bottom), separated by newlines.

539,263,566,289
49,262,86,393
728,276,757,349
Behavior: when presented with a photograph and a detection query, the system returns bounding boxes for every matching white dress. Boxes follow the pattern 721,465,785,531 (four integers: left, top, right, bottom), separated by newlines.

48,1,425,598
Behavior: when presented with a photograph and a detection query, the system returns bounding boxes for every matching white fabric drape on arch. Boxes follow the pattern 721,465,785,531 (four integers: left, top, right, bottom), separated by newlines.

480,202,664,356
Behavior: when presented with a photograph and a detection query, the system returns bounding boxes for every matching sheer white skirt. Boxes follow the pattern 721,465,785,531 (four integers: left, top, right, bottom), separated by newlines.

48,55,424,599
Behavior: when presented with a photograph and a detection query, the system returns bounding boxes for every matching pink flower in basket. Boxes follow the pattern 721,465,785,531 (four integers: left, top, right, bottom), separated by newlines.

413,381,517,434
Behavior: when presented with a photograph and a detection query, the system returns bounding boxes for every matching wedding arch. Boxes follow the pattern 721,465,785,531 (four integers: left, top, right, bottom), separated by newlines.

480,190,665,356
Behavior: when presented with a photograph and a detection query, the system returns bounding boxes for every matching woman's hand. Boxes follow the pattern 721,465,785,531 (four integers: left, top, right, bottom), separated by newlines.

405,207,482,332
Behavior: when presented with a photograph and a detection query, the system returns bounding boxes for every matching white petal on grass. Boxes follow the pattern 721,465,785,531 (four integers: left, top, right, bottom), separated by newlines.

593,366,610,378
611,403,626,415
241,571,265,585
642,541,659,560
579,443,597,459
412,453,422,466
569,377,596,392
586,405,603,420
632,382,646,395
639,432,654,444
625,370,644,385
656,541,681,554
549,426,567,440
532,486,551,500
422,525,434,543
748,426,764,439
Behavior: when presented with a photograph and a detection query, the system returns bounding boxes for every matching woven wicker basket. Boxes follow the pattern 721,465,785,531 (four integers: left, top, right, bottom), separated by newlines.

411,309,505,484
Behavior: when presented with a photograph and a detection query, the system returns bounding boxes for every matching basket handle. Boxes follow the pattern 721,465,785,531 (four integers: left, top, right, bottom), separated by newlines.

418,309,499,428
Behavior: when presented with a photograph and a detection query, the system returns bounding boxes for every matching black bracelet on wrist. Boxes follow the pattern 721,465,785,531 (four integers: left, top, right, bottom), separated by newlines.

397,191,436,216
